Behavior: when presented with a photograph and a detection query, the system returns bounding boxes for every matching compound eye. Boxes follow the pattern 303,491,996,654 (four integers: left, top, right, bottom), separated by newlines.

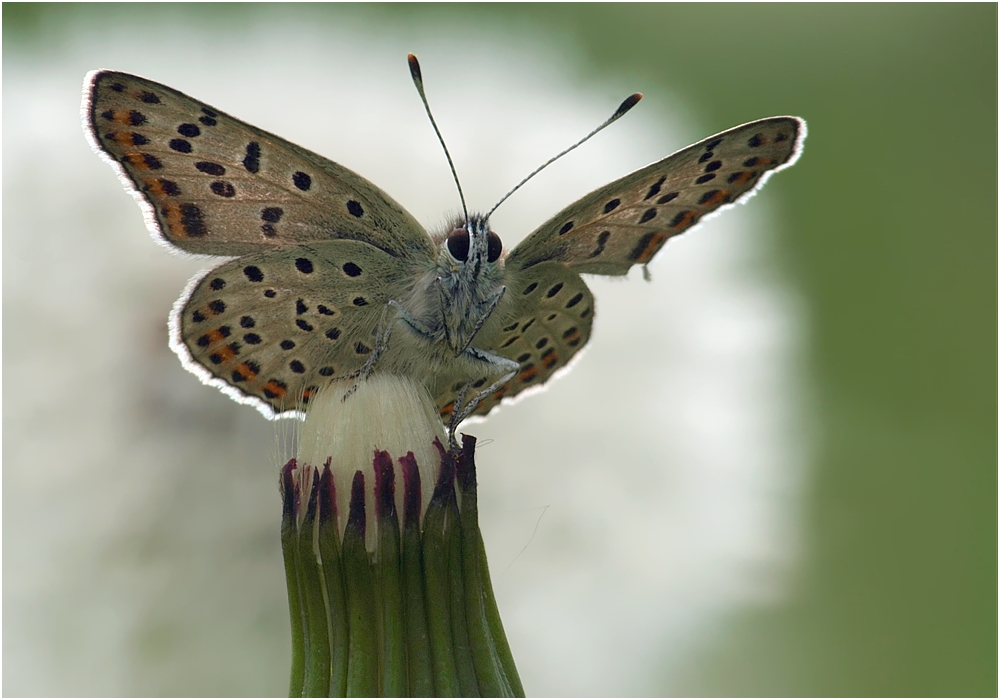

445,228,470,261
487,231,503,263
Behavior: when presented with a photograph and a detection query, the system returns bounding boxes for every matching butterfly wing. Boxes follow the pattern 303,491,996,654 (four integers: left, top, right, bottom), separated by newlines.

506,117,805,276
83,70,435,260
174,240,407,418
447,116,805,418
429,261,595,419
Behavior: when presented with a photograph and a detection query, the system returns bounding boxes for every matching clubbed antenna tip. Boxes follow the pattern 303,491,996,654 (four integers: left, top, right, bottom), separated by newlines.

486,90,645,218
407,53,422,84
407,53,468,223
614,92,643,119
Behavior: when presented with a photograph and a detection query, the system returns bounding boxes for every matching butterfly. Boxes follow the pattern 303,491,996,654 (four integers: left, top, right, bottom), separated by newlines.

82,56,805,439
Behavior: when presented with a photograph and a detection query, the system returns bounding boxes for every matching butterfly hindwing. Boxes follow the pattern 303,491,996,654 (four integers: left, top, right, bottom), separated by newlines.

175,240,410,417
85,70,435,260
506,116,805,276
429,261,595,418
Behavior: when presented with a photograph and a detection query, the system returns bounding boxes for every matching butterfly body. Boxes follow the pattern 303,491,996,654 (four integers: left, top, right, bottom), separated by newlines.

82,68,804,426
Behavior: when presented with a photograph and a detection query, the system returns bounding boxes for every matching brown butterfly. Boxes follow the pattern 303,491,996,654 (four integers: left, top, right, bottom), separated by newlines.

82,56,805,437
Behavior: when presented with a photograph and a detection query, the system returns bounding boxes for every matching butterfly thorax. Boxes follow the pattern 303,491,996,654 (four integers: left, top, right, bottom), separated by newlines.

416,215,505,356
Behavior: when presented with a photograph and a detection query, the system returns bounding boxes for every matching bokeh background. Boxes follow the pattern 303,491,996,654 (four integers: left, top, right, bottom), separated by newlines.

3,4,995,697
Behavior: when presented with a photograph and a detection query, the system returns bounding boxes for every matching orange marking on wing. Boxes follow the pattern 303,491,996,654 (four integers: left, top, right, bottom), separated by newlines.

301,387,317,403
439,401,455,418
109,132,133,148
730,171,755,186
263,380,287,398
160,202,186,237
542,351,559,370
563,328,581,344
519,366,539,383
233,362,258,379
123,151,159,171
492,383,511,401
204,329,228,346
700,190,732,207
110,110,135,126
670,211,698,230
634,231,668,264
213,345,237,363
144,178,171,198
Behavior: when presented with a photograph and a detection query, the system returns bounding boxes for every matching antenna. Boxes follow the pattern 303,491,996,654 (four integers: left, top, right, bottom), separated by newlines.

408,53,469,224
486,92,643,219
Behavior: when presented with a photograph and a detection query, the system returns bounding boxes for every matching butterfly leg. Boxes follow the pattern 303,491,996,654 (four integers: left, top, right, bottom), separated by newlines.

341,300,431,402
458,286,507,354
447,346,519,446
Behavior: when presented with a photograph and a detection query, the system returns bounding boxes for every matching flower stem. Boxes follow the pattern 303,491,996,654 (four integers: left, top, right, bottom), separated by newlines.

280,462,306,698
281,431,524,697
298,475,332,697
422,452,463,696
457,435,518,697
344,471,379,696
375,451,407,697
317,465,349,696
400,453,435,697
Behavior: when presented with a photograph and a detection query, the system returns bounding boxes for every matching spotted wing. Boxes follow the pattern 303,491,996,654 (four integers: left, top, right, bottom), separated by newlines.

506,117,805,276
174,241,408,418
429,262,595,419
83,70,435,260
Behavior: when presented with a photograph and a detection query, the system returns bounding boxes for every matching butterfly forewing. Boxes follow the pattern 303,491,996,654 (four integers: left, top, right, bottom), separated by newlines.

506,116,805,276
430,261,595,418
85,71,434,260
176,241,406,417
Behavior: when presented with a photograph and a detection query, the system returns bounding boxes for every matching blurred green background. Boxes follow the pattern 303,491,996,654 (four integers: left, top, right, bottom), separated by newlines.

4,3,995,696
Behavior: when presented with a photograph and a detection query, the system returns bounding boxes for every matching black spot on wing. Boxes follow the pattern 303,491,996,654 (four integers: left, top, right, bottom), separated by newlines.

179,203,207,237
645,177,665,200
243,142,261,173
196,161,225,176
262,207,283,223
210,181,236,198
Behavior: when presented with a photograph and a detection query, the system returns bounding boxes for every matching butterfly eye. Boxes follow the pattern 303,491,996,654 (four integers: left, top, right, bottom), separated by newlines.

446,228,470,261
487,231,503,263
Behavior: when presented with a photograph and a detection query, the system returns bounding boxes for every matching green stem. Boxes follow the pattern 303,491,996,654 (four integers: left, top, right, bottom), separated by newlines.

280,462,306,698
447,495,481,697
423,454,461,697
456,438,514,697
400,453,434,697
462,435,525,697
343,471,378,697
374,452,406,697
298,473,331,698
317,465,349,697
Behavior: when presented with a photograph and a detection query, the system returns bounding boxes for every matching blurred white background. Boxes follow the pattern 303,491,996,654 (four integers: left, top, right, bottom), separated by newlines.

3,9,809,696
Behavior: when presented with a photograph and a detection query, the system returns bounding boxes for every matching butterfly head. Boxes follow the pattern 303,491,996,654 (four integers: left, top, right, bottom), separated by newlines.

433,214,505,355
442,215,503,271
